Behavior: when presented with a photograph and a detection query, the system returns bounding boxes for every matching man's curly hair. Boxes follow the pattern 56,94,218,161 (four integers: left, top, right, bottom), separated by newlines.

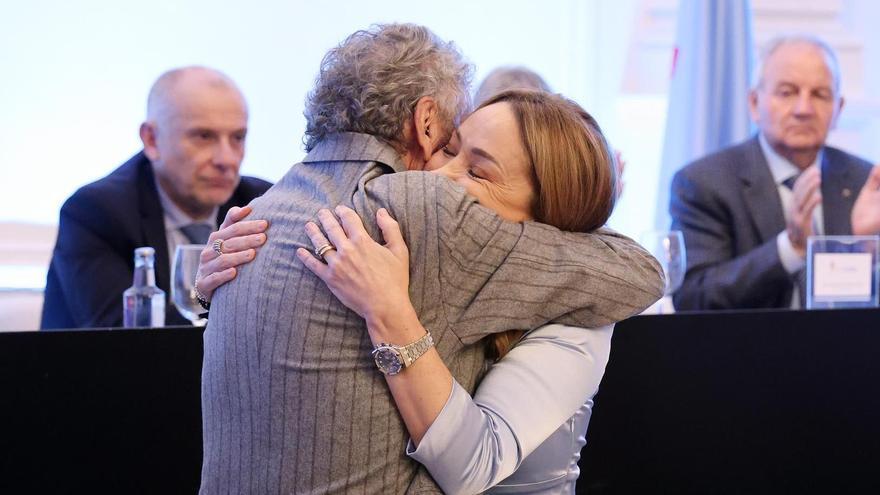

303,23,473,152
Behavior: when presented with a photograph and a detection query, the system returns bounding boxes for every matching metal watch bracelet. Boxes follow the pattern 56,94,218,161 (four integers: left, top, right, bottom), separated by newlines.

399,331,434,367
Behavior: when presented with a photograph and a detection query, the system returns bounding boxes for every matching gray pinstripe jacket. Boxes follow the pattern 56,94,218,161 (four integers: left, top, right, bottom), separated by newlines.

201,133,663,494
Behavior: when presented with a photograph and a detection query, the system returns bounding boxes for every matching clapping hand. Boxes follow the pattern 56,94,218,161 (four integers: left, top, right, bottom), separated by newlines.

852,165,880,235
785,166,822,257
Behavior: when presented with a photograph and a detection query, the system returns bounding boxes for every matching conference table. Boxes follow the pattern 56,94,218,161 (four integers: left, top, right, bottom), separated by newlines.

2,308,879,494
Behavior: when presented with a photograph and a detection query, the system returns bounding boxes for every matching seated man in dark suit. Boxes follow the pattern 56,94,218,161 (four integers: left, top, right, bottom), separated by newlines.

41,66,272,329
670,35,876,310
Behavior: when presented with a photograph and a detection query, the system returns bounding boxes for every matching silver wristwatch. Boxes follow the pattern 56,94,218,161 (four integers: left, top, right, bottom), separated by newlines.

371,332,435,375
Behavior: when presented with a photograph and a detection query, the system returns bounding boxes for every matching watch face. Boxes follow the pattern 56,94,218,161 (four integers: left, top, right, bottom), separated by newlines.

374,347,403,375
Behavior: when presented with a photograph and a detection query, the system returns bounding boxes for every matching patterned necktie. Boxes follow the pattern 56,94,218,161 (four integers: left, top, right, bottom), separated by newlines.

781,175,808,308
180,223,213,245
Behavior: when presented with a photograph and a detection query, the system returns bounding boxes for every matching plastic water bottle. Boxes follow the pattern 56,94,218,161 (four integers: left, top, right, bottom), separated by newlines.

123,247,166,328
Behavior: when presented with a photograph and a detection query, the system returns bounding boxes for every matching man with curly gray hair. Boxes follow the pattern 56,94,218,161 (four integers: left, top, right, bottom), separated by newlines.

201,23,662,494
303,23,472,167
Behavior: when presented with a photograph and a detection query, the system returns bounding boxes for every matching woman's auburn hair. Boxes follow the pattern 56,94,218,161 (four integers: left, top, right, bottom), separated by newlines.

480,89,619,360
481,89,618,233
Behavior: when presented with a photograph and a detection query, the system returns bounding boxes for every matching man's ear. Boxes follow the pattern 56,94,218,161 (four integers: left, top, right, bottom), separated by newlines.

747,89,760,124
140,122,160,162
412,96,442,162
830,95,845,130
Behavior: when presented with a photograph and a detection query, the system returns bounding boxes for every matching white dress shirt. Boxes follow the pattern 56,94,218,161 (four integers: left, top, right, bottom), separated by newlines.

153,175,217,271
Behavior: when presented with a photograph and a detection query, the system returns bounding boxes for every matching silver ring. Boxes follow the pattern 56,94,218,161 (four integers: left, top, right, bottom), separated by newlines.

212,239,224,255
314,243,336,261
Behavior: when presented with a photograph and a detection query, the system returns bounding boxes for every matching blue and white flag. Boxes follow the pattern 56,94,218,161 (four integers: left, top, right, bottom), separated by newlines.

654,0,755,230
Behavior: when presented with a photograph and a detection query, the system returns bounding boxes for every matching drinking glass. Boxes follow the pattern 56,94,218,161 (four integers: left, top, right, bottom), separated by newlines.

640,230,686,314
172,245,207,326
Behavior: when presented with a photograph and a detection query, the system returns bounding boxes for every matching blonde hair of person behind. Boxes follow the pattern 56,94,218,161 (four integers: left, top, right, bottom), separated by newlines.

481,90,619,359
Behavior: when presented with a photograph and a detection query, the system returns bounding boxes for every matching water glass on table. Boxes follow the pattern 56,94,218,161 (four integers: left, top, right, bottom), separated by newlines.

640,230,686,314
172,244,208,326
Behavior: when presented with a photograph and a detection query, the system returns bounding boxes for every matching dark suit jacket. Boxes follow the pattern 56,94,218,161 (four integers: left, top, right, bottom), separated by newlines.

40,152,272,329
670,135,872,310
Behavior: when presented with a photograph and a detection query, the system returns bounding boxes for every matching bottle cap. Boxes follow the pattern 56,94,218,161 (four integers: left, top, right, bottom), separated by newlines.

133,247,156,266
134,247,155,258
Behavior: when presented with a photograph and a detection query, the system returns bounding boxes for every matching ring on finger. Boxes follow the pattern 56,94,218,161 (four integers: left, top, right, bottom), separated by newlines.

212,239,225,255
314,243,336,261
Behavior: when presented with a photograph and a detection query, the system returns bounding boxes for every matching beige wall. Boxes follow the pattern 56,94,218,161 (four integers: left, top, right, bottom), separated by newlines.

0,222,55,330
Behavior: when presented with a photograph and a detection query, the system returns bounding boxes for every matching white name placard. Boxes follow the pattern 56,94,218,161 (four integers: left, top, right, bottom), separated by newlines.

813,252,873,301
